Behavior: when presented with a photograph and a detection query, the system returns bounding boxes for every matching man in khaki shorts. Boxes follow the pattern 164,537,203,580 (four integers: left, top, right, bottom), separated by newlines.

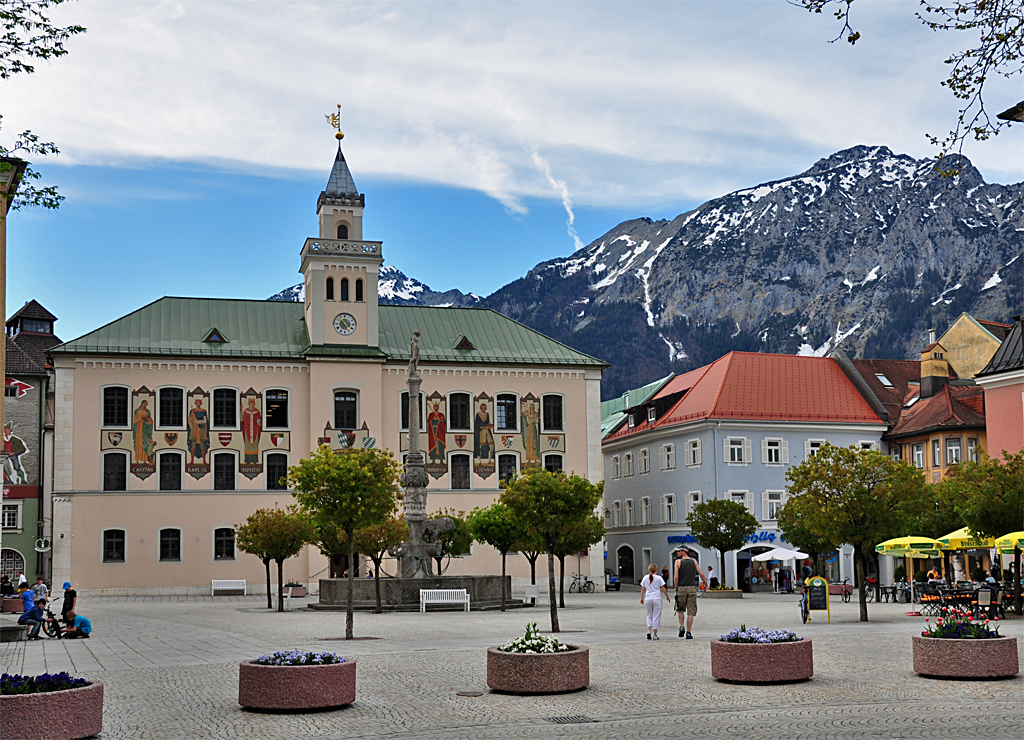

674,549,709,639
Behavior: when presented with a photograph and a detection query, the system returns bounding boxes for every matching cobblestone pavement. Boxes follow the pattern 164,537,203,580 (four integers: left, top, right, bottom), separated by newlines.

2,590,1021,739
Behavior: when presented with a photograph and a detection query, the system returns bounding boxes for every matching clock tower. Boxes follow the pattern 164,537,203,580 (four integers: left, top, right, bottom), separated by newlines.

300,139,383,348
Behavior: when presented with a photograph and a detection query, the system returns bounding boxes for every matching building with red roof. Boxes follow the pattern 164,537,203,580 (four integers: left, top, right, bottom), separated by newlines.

601,351,886,593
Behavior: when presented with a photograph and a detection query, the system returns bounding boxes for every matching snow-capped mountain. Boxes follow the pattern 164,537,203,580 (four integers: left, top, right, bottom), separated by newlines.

484,146,1022,398
268,265,481,307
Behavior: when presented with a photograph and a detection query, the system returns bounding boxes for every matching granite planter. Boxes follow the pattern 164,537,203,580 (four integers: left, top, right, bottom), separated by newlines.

711,640,813,683
238,660,356,710
286,586,308,598
1,597,23,613
703,590,743,599
486,646,589,694
912,636,1019,679
0,681,103,740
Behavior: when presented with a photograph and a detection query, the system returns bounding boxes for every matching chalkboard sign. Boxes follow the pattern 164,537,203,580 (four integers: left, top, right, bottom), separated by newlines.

808,577,829,611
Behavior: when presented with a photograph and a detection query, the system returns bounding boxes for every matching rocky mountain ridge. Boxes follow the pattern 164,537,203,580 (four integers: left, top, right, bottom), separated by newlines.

273,145,1023,399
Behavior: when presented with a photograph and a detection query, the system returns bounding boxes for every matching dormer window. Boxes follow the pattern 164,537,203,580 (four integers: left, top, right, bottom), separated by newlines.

336,223,349,239
20,319,51,334
203,328,227,344
647,407,656,424
628,413,636,428
326,277,334,300
340,278,349,301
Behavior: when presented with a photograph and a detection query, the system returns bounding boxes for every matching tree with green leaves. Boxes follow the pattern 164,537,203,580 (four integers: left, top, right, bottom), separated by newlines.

686,499,758,589
776,492,832,564
552,512,606,607
235,506,315,611
467,503,526,611
427,508,473,574
518,530,545,587
943,450,1023,614
353,516,409,613
235,510,275,610
289,445,401,639
795,0,1023,170
785,443,928,621
1,0,86,212
501,468,603,632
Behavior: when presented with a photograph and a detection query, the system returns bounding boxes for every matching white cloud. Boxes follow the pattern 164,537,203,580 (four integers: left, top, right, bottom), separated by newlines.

532,150,584,249
2,0,1020,210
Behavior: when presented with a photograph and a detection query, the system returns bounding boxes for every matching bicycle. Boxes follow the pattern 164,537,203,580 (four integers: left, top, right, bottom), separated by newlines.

839,578,852,604
40,601,65,639
568,572,595,593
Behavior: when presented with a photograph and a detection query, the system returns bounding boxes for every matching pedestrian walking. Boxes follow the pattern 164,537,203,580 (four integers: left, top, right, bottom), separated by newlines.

640,563,668,640
674,549,709,639
707,564,720,589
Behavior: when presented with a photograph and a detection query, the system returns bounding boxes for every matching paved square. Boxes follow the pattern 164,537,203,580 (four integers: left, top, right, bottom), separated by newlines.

2,590,1021,739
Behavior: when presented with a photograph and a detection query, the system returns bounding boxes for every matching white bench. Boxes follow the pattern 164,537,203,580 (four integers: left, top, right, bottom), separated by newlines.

420,588,470,612
523,584,543,604
211,579,247,596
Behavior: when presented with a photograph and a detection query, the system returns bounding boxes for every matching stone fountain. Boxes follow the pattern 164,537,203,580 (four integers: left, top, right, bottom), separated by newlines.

312,331,518,612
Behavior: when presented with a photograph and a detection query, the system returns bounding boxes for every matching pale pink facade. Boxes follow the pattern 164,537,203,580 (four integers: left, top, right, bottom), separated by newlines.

976,372,1024,456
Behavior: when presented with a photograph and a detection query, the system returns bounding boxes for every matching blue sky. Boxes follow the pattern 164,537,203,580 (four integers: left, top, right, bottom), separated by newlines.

4,1,1022,341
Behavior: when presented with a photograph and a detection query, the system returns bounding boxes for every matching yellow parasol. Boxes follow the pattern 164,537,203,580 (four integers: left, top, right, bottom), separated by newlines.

875,536,943,558
937,527,996,550
995,531,1024,553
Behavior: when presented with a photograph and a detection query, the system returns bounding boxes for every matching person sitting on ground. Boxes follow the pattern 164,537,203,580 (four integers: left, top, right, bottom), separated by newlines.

61,610,92,639
18,598,46,640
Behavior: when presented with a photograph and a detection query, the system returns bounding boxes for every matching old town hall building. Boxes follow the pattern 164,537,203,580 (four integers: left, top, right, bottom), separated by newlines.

48,144,605,595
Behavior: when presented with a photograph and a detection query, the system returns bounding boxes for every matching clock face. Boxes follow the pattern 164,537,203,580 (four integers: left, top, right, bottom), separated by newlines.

333,313,357,336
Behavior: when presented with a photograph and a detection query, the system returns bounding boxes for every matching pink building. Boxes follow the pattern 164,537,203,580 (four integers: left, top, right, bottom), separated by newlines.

974,315,1023,456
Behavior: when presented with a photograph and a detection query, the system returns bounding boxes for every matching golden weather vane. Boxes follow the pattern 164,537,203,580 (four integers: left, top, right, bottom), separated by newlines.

325,104,344,140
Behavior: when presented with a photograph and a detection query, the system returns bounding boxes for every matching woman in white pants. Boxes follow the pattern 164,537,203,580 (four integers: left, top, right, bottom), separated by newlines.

639,563,669,640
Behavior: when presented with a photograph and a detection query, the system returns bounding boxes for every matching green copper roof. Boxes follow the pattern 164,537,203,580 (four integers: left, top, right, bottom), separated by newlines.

600,373,673,438
49,297,606,367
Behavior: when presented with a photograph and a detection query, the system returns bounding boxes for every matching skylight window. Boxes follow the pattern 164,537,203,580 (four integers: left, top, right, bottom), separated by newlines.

875,373,893,388
904,396,920,408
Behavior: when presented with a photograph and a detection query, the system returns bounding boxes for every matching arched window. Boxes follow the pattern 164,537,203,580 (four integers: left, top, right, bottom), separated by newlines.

337,223,349,239
326,277,334,301
355,279,364,302
340,278,349,301
334,391,357,430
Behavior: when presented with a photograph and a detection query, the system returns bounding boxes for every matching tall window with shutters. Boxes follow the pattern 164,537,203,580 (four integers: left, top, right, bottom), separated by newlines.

624,499,634,527
659,443,676,470
762,438,788,466
725,437,751,465
661,494,676,524
685,439,701,467
730,490,754,515
804,439,825,460
623,453,633,477
610,455,621,479
640,497,651,525
612,501,621,528
686,491,701,520
638,448,650,474
762,490,786,521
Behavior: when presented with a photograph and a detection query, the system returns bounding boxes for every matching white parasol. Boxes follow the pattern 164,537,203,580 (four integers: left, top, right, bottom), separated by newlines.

752,547,809,562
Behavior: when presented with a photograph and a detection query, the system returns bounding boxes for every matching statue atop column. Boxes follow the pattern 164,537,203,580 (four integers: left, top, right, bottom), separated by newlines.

399,329,450,577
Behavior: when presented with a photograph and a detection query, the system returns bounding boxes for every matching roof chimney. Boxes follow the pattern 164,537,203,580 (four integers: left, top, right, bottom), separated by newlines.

928,328,936,344
920,341,949,398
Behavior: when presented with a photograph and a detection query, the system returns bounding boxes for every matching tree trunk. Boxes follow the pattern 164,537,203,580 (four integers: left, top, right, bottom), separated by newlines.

719,550,726,589
855,546,869,622
276,558,285,612
527,552,539,584
346,530,355,639
547,550,559,633
264,558,272,609
373,555,383,614
560,555,568,604
872,551,881,602
500,551,507,612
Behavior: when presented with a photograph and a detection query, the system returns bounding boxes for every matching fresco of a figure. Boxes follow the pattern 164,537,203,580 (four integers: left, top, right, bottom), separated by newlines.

241,394,262,463
2,423,29,484
425,392,448,479
521,393,541,467
473,393,495,477
132,399,155,464
187,396,210,465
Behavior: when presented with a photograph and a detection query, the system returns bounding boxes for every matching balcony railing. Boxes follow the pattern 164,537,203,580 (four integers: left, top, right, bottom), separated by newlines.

301,238,383,258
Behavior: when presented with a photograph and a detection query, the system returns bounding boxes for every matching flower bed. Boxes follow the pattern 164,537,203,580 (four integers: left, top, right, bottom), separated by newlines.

0,673,103,740
914,607,1018,679
711,627,812,683
487,623,588,694
239,651,355,710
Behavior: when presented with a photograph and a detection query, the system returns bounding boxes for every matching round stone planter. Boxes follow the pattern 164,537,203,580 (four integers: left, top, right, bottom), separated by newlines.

912,636,1019,679
486,646,589,694
238,660,355,711
0,681,103,740
702,590,743,599
711,639,813,683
